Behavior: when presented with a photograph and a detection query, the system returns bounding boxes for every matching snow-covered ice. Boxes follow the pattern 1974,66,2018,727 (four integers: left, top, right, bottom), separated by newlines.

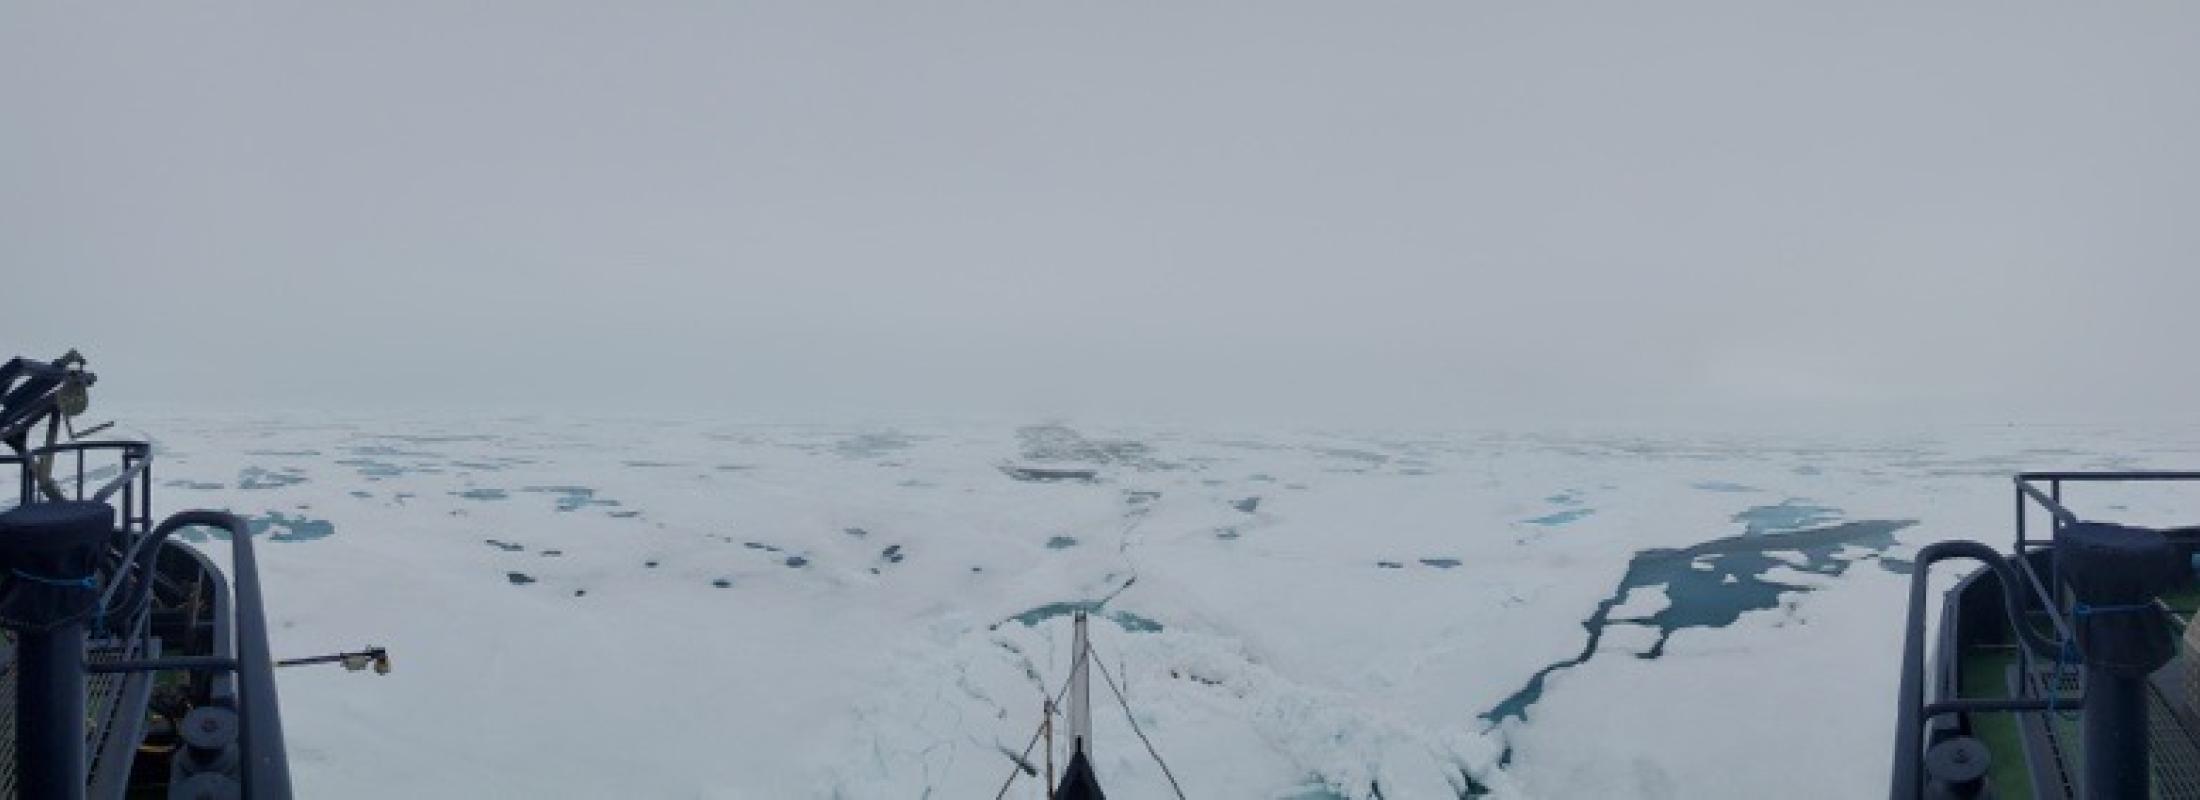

92,417,2200,798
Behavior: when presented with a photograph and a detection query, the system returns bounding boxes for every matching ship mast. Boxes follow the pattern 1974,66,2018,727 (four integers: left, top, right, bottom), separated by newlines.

1068,611,1092,758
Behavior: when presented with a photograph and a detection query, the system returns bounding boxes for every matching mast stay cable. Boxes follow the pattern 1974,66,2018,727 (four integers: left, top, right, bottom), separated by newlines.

993,641,1087,800
1088,639,1189,800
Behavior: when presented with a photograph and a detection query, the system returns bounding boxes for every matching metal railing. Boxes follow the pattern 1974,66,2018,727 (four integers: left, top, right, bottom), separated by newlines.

5,441,294,795
2014,471,2200,552
1891,540,2065,799
1891,471,2200,799
4,440,154,534
2013,472,2200,651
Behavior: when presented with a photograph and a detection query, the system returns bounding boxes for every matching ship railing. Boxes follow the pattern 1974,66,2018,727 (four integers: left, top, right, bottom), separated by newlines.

85,511,292,797
4,439,159,658
4,440,293,795
1892,539,2069,799
3,439,156,534
1892,471,2200,799
2013,471,2200,668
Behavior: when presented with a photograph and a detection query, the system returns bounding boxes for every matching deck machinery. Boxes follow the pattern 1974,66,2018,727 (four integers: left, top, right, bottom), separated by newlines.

1894,471,2200,799
0,352,383,799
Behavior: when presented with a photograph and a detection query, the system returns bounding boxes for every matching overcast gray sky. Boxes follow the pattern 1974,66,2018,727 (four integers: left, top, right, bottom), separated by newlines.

5,3,2196,426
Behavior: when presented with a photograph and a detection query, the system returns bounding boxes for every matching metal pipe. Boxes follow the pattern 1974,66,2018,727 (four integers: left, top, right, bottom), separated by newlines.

1892,540,2058,800
138,450,152,532
16,622,88,800
86,655,238,674
2016,471,2200,482
2083,666,2149,799
24,440,152,459
1923,696,2080,715
91,456,150,504
119,451,133,533
223,509,292,799
2017,480,2078,527
1891,542,1936,799
2014,557,2073,647
273,648,382,668
140,510,287,796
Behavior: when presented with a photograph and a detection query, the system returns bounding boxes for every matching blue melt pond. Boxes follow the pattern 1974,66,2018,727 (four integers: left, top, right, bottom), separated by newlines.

254,512,336,542
1691,481,1757,493
521,486,619,512
1733,500,1840,536
1004,601,1164,633
1524,508,1595,526
177,511,336,543
238,467,307,490
333,459,406,479
1483,517,1911,725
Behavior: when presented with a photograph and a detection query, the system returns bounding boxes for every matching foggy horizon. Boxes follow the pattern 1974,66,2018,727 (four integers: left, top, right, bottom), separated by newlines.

8,3,2197,428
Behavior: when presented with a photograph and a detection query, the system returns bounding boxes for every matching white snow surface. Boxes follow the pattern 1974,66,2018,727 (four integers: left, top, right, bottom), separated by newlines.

94,417,2200,798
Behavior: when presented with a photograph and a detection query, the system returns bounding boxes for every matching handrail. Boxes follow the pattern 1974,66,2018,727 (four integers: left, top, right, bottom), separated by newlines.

89,455,150,504
2017,471,2200,482
4,440,151,498
19,440,147,459
2015,472,2200,534
2016,480,2079,527
4,440,155,533
1891,540,2059,800
1928,469,2200,798
2011,556,2074,651
150,511,292,799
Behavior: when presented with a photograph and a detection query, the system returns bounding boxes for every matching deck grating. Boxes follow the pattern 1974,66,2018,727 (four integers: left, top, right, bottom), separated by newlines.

0,637,160,798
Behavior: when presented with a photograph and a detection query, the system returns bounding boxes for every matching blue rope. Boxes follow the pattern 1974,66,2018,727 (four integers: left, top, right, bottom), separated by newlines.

2075,601,2156,616
9,568,104,633
11,568,93,589
2046,601,2156,716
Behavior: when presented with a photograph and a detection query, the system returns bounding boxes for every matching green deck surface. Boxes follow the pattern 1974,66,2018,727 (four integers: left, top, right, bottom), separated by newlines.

2163,584,2200,619
1960,644,2034,798
1958,577,2200,800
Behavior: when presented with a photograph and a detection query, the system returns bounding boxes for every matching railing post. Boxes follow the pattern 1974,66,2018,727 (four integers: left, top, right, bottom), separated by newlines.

2050,480,2062,544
